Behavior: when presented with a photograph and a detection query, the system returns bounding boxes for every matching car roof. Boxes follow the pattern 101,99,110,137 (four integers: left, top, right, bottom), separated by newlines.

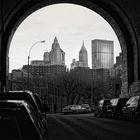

3,91,43,112
0,91,39,111
0,100,29,109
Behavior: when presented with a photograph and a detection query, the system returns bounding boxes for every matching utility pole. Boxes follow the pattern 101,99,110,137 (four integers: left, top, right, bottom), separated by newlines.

27,40,45,90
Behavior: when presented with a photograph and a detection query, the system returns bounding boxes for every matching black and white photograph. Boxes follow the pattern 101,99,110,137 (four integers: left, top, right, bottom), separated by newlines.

0,0,140,140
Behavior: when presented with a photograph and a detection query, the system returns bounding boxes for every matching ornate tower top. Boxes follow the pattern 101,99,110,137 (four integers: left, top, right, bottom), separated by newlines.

79,41,88,67
54,36,58,43
52,36,60,50
79,41,87,53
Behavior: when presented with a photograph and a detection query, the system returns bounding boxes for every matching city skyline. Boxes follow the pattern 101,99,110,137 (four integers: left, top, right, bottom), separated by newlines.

9,4,121,72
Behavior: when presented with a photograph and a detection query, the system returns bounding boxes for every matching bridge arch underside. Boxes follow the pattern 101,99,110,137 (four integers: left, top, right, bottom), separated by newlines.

0,0,140,96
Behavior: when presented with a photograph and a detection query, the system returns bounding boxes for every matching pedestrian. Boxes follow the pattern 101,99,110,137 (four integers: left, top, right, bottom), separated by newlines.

53,104,57,113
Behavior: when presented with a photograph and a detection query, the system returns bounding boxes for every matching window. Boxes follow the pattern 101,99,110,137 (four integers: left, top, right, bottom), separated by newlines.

126,96,140,106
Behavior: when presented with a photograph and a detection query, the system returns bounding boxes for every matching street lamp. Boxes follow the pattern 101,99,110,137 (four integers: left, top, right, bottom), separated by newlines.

27,40,45,90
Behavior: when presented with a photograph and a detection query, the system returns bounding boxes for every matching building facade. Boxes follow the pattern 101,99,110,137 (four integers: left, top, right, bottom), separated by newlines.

92,39,114,69
93,68,111,98
110,52,122,97
8,69,29,91
22,64,66,77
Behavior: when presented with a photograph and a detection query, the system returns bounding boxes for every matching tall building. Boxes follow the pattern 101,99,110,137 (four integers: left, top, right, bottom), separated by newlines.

70,67,93,85
93,68,111,97
48,37,65,65
22,37,66,76
79,42,88,67
92,39,114,69
71,42,88,69
29,36,65,66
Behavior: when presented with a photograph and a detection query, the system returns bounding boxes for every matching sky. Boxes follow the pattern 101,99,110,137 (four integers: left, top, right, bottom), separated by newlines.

9,4,121,72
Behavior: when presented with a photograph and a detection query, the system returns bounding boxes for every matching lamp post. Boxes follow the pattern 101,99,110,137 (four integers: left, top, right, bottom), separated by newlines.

27,40,45,90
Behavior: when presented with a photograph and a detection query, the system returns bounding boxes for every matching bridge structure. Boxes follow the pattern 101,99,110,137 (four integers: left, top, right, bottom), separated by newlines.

0,0,140,96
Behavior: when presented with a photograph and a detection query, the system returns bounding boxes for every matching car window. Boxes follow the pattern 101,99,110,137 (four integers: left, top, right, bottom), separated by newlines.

110,99,114,104
72,105,81,109
111,99,118,105
118,98,128,106
0,116,21,140
81,104,90,108
126,96,139,106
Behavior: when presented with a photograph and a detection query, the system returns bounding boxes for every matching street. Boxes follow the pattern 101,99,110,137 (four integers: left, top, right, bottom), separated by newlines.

46,113,140,140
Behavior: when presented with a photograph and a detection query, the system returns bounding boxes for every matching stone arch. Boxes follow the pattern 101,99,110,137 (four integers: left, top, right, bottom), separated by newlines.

0,0,139,96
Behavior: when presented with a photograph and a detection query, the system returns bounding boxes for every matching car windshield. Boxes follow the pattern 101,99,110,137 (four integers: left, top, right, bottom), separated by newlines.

126,96,140,105
81,104,90,108
72,105,81,109
111,98,119,105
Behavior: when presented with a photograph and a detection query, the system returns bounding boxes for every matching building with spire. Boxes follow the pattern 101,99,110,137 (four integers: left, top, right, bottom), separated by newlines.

22,37,66,77
48,37,65,65
31,36,65,66
79,42,88,68
71,42,88,69
70,42,93,87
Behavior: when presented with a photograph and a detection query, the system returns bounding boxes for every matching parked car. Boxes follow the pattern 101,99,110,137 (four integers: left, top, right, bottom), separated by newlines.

0,90,48,132
62,105,88,114
94,99,110,117
0,90,42,113
122,96,140,122
81,104,91,113
106,98,129,118
0,100,48,140
32,92,43,113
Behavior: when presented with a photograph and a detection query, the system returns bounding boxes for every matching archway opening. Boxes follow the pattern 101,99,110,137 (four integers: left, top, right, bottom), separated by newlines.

9,3,123,109
0,1,139,139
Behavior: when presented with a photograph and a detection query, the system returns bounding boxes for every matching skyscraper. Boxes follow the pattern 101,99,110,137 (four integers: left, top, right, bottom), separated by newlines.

79,42,88,68
22,37,66,77
71,42,88,69
48,37,65,65
92,39,114,69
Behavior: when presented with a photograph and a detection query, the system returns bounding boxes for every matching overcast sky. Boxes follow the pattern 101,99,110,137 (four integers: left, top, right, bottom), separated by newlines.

9,4,121,72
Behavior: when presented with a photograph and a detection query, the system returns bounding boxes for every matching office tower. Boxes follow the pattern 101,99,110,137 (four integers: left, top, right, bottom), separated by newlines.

48,36,65,65
92,39,114,69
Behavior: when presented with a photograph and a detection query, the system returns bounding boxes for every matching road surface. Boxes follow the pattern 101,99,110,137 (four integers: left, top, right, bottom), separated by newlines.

46,113,140,140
